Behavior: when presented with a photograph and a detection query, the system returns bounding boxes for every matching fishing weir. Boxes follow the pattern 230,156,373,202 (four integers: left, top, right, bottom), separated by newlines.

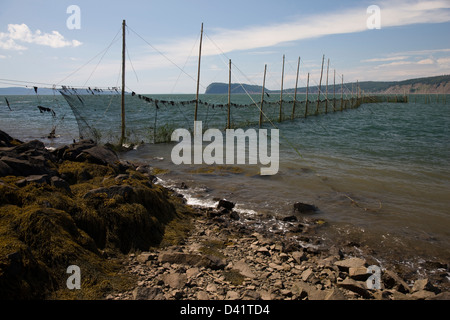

2,20,411,145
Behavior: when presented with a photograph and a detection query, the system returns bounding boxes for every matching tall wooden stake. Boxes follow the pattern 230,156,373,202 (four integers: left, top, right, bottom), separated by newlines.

333,69,336,112
228,59,231,129
259,64,267,127
325,58,329,114
120,19,126,145
279,54,285,122
305,73,310,118
292,56,300,120
316,54,325,114
194,23,203,123
341,74,344,111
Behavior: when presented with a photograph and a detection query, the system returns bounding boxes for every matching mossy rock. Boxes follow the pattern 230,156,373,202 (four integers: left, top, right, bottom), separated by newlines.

0,148,196,299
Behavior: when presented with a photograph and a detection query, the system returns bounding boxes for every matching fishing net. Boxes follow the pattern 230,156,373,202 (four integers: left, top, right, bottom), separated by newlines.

58,85,401,146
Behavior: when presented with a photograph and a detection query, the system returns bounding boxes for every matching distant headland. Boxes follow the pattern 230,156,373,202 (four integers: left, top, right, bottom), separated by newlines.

205,75,450,95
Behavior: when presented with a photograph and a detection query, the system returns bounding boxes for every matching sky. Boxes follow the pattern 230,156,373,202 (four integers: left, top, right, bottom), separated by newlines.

0,0,449,93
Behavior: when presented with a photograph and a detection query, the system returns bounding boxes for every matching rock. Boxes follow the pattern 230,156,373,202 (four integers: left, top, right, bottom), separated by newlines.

225,291,240,300
292,281,325,300
136,252,153,264
1,156,48,177
132,286,162,300
337,278,372,299
206,283,217,293
349,266,371,281
186,267,200,279
411,278,439,294
334,257,367,272
0,160,13,177
197,291,210,300
382,270,411,293
162,273,188,289
281,215,298,222
293,202,318,214
54,140,96,161
233,259,256,279
83,185,135,201
258,290,274,300
324,288,348,300
50,176,71,193
291,251,306,264
301,268,314,282
229,211,240,220
428,292,450,300
0,130,21,147
256,246,270,256
16,174,50,187
75,145,119,166
410,290,436,300
158,252,226,270
217,199,235,211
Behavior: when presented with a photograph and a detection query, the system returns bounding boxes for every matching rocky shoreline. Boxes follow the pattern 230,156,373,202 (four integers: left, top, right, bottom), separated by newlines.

0,130,449,300
107,198,450,301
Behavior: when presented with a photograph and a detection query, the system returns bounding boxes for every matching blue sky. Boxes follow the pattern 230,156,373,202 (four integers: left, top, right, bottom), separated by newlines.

0,0,449,93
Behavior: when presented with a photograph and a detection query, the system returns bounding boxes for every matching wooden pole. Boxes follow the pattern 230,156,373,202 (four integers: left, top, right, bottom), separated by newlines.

279,54,285,122
259,64,267,127
325,58,329,114
305,73,310,118
316,54,325,115
341,74,344,111
120,19,126,145
292,56,300,120
333,69,336,112
228,59,231,129
351,82,354,108
194,23,203,123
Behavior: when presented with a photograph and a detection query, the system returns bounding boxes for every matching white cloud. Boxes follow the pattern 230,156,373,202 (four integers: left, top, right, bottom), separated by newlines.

362,56,409,63
417,58,436,64
156,0,450,59
0,23,82,50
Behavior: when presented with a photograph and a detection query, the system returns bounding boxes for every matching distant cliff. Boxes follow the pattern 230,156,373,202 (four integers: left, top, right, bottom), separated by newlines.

205,75,450,95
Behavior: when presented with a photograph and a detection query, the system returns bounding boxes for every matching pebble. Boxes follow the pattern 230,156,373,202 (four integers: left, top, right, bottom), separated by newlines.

107,203,448,301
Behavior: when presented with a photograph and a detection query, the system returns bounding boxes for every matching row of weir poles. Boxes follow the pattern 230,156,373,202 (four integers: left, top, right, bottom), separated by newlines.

255,54,360,127
190,23,365,131
190,23,368,132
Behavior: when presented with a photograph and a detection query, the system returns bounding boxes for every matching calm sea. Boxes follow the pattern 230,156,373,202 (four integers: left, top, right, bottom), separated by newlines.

1,92,449,270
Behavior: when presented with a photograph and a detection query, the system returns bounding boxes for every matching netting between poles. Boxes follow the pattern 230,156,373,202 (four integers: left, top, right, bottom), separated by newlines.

58,85,405,145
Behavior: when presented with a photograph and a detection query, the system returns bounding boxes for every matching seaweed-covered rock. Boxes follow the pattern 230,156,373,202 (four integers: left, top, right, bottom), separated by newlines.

0,132,194,299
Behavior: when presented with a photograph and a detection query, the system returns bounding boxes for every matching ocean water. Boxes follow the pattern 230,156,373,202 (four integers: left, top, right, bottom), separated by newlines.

1,93,449,270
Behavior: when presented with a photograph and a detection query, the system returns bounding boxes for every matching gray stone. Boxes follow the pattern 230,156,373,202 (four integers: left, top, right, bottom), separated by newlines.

291,251,306,264
324,288,348,300
334,257,366,272
411,278,439,293
337,278,372,299
136,252,152,264
51,176,71,192
226,291,240,300
410,290,436,300
162,273,188,289
197,291,210,300
293,202,318,214
158,252,226,269
349,266,371,281
75,145,119,166
233,259,256,279
382,270,410,293
132,287,162,300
